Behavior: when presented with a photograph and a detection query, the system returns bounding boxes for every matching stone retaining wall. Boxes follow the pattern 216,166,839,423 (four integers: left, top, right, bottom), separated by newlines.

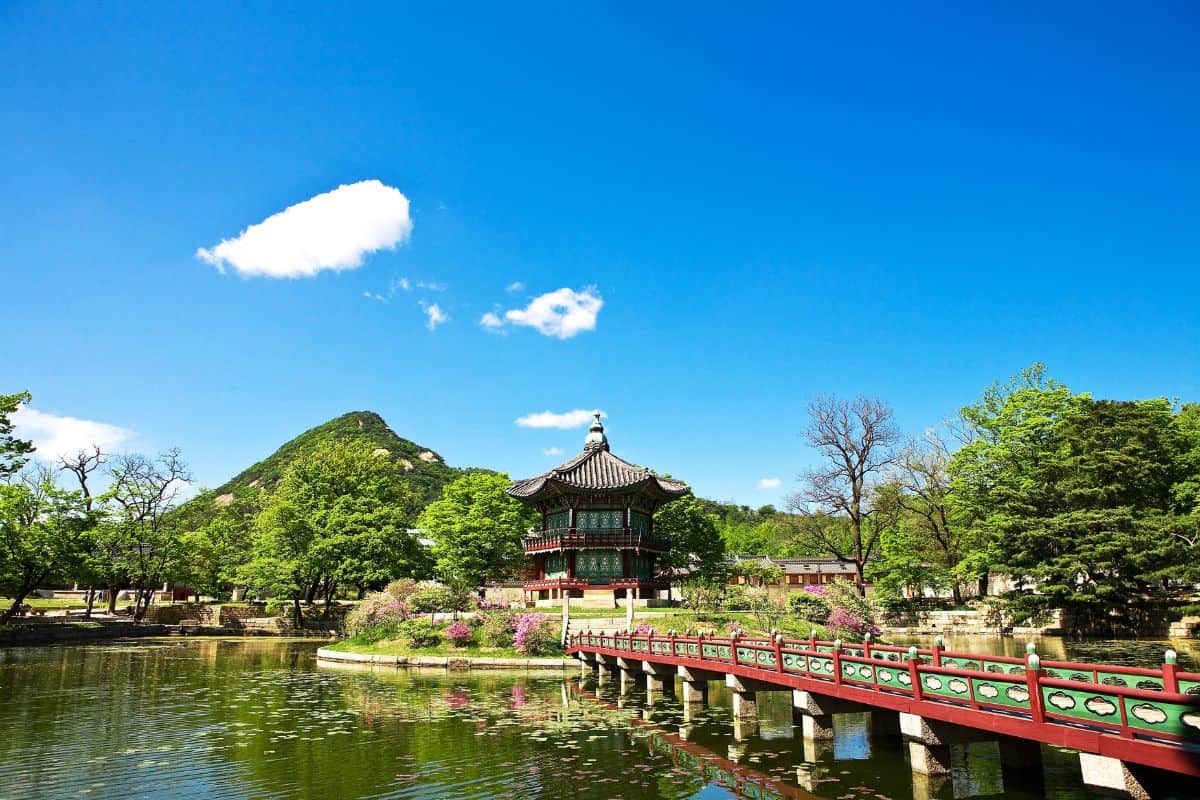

315,647,573,669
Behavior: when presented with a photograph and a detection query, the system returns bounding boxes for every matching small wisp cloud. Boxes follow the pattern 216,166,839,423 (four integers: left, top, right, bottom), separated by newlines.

481,287,603,339
516,409,604,429
421,302,448,331
197,180,412,278
758,477,782,489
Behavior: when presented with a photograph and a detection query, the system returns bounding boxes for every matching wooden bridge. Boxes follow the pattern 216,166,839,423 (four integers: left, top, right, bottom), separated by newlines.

567,629,1200,798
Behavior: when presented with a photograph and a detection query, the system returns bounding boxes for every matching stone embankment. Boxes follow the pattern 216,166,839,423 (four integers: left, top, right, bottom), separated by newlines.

315,647,573,669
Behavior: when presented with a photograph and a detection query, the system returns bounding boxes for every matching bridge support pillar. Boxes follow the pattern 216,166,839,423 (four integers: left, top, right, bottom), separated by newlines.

726,674,758,720
792,690,867,740
678,666,718,707
900,713,990,776
1078,754,1152,800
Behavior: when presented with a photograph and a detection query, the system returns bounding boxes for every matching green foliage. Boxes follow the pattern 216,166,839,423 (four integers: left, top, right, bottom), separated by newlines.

408,580,473,614
729,559,783,584
0,468,92,621
240,439,424,623
478,610,516,648
396,618,442,648
722,584,752,611
213,411,480,509
787,591,831,622
654,495,725,578
824,578,875,626
948,367,1200,633
0,391,34,480
678,577,726,614
418,472,536,588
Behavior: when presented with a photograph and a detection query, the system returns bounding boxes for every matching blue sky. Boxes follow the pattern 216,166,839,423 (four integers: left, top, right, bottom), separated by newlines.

3,2,1198,506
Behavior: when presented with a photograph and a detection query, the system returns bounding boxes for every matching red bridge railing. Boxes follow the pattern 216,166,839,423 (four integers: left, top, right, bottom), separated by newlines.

568,630,1200,752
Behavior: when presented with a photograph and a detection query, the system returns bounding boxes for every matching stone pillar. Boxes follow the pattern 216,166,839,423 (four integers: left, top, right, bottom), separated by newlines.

792,690,853,740
1078,754,1152,800
907,741,952,776
731,689,757,720
801,713,834,740
681,680,707,705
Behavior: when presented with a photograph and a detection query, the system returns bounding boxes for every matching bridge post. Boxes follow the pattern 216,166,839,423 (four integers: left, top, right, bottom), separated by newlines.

725,674,757,721
642,661,675,703
678,666,717,706
1078,755,1152,800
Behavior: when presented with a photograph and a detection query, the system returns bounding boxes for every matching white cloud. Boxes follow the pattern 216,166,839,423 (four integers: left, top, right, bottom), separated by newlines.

479,311,504,331
506,281,525,293
363,291,387,302
515,409,603,429
758,477,782,489
421,301,448,331
543,446,563,456
12,406,134,462
489,287,603,339
197,180,412,278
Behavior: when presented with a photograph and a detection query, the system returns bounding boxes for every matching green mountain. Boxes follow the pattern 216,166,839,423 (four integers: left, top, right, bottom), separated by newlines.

209,411,481,509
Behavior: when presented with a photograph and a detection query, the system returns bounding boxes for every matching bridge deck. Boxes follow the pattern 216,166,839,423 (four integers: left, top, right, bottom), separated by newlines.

567,631,1200,776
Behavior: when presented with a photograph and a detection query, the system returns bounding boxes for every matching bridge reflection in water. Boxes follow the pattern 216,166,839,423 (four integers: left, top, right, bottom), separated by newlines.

569,630,1200,799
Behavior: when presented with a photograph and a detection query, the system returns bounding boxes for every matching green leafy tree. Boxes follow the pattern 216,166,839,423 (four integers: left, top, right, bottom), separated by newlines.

417,472,536,589
0,467,91,622
654,495,725,580
178,487,262,599
0,392,34,480
242,439,421,626
949,364,1075,596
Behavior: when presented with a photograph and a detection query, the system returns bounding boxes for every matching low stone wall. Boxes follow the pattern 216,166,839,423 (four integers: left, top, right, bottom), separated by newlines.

0,622,169,646
1168,617,1200,639
315,647,573,669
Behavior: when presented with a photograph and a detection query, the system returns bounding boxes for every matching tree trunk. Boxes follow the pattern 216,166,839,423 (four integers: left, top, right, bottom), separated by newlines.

292,597,303,629
1,590,31,624
951,583,963,606
84,586,95,620
106,585,118,615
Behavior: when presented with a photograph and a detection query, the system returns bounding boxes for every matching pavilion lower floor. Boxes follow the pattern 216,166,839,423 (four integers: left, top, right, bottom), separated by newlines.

523,578,671,608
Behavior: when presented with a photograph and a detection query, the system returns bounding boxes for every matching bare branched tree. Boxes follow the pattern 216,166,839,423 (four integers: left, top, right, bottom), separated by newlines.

787,395,900,595
58,446,107,617
109,448,191,621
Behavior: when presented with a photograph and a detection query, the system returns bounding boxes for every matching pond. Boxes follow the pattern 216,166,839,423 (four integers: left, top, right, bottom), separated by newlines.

0,637,1195,800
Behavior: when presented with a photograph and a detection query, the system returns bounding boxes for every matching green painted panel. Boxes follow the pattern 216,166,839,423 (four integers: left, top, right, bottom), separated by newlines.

544,553,567,579
577,509,625,529
1179,679,1200,696
1042,687,1123,725
702,643,719,658
546,511,569,530
920,673,972,701
972,678,1031,709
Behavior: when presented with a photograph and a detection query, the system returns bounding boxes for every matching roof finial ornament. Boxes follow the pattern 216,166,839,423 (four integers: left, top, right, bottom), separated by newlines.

583,411,609,452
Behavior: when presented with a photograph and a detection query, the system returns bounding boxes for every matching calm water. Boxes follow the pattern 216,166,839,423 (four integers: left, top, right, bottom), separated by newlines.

0,637,1196,800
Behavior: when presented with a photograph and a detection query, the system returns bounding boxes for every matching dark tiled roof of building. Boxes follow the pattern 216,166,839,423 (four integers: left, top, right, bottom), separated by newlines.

507,414,690,501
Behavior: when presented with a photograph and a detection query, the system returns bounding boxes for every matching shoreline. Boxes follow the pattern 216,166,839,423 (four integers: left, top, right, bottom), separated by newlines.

315,646,574,669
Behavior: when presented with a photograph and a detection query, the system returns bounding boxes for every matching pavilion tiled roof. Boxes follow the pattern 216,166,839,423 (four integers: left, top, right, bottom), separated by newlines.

506,414,690,501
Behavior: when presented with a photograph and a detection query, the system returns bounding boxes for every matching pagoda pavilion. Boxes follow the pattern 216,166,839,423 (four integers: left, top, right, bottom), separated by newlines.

506,414,690,607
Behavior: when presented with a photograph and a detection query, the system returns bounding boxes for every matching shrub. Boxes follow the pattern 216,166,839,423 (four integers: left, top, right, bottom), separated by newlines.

788,591,831,623
346,590,410,640
396,618,442,648
826,607,869,637
409,581,474,615
478,610,516,648
825,579,874,623
632,622,656,636
444,620,473,647
723,585,753,611
513,613,559,655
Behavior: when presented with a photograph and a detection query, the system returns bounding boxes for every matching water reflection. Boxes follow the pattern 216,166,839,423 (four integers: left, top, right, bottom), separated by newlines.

0,638,1193,800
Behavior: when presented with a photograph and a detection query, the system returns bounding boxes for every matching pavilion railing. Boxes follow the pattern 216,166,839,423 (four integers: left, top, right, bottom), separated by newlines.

568,630,1200,745
523,527,670,553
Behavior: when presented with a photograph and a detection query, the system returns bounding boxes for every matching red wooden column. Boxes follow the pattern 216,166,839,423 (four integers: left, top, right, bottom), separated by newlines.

1163,649,1179,693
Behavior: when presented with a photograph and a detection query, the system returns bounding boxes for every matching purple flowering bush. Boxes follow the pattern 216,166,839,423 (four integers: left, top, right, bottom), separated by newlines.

632,622,657,636
513,613,559,655
444,620,473,647
346,580,417,640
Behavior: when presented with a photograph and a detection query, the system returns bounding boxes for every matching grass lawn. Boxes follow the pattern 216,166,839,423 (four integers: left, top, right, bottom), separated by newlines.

0,597,91,610
325,635,562,660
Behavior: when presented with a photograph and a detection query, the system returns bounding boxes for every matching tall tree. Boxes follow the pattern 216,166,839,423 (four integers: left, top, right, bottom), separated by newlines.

787,395,901,595
241,439,419,626
108,449,192,621
418,472,536,590
0,391,34,480
654,495,724,579
949,364,1075,597
0,467,89,622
